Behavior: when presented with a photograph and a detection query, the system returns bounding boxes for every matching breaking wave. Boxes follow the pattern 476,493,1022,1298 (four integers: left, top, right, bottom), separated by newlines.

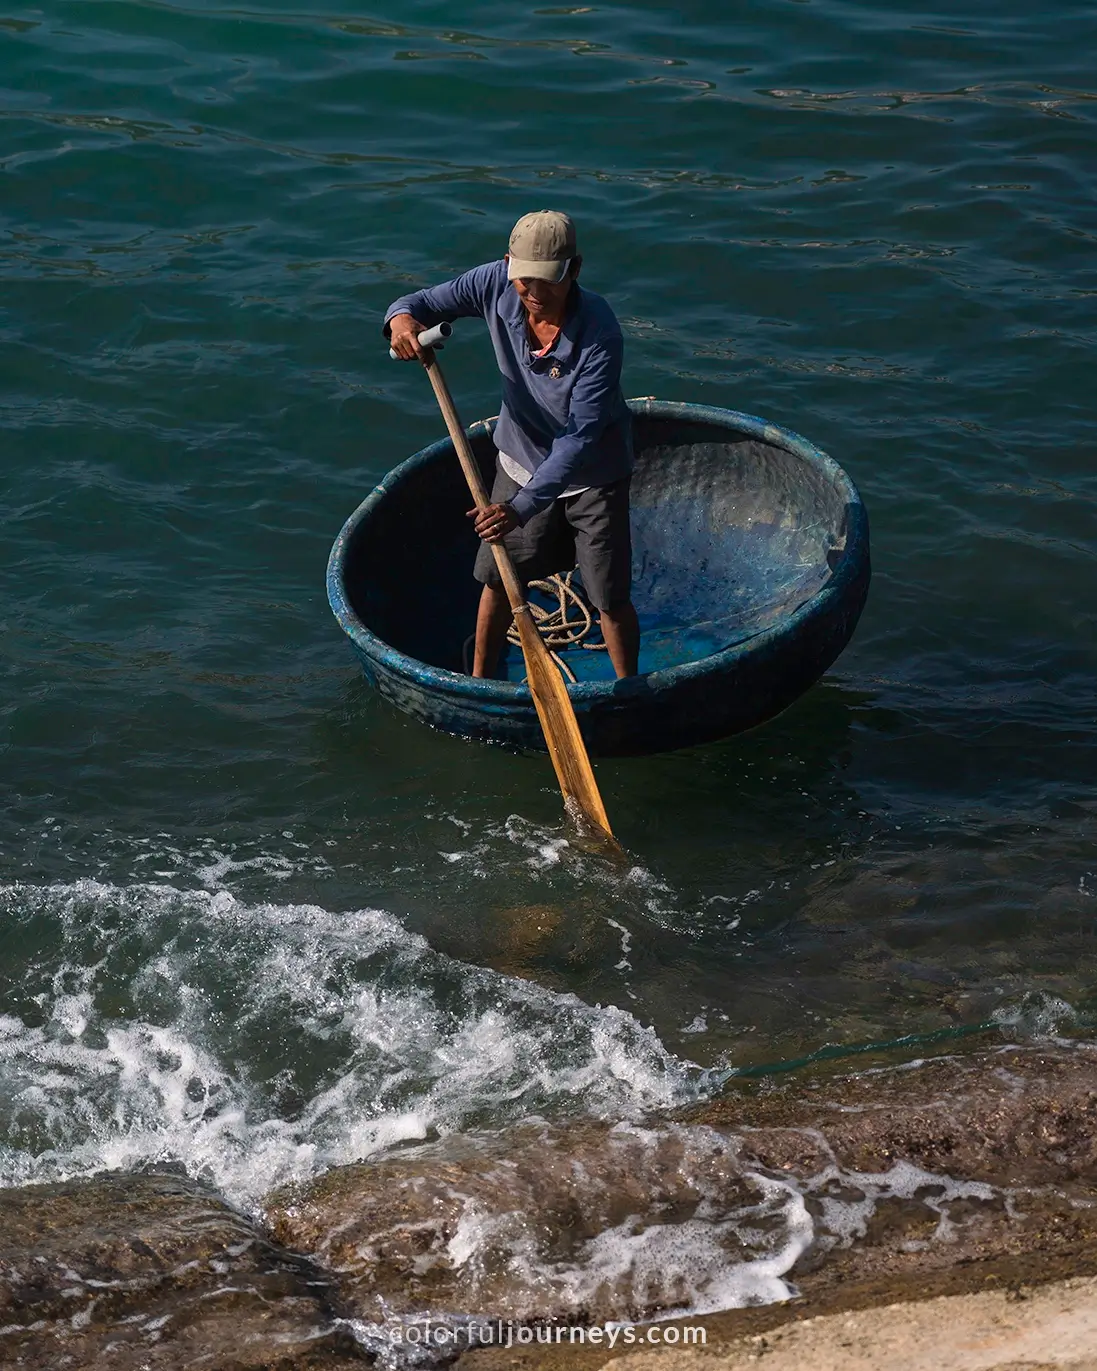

0,876,707,1209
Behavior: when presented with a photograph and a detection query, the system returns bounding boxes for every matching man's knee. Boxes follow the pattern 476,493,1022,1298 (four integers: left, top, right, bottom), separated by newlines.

479,582,510,610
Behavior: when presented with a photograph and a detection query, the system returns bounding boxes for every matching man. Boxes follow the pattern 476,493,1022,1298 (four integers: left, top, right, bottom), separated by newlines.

385,210,639,679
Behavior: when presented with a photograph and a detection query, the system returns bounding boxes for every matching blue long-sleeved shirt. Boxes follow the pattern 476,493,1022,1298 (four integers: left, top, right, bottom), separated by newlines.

384,259,632,524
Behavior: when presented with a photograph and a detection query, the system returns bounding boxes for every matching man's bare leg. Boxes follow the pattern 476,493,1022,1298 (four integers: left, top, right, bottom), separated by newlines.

472,583,513,678
600,601,640,678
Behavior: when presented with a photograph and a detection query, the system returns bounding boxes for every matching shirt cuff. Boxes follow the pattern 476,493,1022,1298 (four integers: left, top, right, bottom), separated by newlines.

507,491,535,526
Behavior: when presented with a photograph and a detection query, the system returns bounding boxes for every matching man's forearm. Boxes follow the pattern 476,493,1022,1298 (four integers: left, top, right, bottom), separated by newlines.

383,293,440,334
508,435,591,523
382,261,503,336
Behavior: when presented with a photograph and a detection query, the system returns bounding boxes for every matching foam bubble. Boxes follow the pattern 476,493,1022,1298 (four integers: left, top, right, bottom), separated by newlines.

991,989,1078,1040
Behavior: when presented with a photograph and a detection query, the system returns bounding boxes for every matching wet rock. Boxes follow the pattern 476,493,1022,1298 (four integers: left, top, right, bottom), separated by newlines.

266,1044,1097,1331
690,1043,1097,1296
266,1121,774,1325
699,1044,1097,1189
0,1169,366,1369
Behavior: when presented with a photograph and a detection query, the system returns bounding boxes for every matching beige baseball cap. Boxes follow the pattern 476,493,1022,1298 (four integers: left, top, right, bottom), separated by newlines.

506,210,577,283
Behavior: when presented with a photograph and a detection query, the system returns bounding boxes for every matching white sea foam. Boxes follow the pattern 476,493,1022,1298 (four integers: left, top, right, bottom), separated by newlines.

0,877,701,1210
566,1167,815,1317
991,989,1079,1040
555,1142,1004,1318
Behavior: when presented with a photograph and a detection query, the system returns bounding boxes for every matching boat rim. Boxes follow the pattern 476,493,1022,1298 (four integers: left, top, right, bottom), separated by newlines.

326,398,867,704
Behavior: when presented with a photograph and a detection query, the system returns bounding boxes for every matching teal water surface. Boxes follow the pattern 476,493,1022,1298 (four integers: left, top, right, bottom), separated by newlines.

1,0,1095,1208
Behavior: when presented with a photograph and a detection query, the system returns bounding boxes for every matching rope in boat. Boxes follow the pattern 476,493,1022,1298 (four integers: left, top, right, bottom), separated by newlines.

511,570,608,683
463,570,607,683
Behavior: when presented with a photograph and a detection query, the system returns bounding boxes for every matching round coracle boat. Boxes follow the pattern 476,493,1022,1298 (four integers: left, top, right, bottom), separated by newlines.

327,400,870,757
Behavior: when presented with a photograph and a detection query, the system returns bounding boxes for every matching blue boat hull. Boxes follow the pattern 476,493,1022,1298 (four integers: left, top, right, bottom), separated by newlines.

327,400,870,757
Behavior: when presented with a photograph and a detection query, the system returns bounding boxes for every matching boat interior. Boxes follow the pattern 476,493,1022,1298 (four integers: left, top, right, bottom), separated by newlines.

344,412,853,682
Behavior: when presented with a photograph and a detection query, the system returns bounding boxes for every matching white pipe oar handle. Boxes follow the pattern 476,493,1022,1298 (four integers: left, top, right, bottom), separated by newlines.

389,321,452,360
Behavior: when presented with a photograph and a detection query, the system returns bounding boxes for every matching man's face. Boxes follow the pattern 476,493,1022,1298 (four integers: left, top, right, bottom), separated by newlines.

506,258,578,320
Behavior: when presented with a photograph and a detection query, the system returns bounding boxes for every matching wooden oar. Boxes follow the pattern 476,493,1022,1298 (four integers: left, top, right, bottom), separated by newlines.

392,322,616,844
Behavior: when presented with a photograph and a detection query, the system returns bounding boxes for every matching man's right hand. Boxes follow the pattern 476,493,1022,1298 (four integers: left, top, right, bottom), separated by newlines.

388,313,425,361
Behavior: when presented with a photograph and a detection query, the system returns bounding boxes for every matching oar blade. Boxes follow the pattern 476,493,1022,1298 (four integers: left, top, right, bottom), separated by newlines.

512,609,616,845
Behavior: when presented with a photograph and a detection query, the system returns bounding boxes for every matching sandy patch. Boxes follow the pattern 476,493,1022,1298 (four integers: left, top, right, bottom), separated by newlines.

605,1277,1097,1371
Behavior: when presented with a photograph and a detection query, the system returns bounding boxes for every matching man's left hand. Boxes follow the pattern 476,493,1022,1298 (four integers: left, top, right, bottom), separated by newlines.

469,502,519,543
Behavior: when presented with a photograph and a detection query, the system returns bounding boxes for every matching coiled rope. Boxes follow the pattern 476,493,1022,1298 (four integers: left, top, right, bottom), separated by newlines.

463,570,607,683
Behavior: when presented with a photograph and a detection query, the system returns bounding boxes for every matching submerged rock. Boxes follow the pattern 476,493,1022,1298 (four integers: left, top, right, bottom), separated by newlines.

0,1169,366,1370
265,1044,1097,1330
695,1043,1097,1296
266,1120,796,1326
700,1043,1097,1188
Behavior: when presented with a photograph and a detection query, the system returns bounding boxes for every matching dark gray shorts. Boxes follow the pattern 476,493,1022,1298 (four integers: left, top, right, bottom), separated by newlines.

473,463,632,612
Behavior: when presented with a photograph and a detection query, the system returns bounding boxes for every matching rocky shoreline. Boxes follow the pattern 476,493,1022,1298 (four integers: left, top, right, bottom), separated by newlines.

2,1042,1095,1369
0,1170,363,1370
